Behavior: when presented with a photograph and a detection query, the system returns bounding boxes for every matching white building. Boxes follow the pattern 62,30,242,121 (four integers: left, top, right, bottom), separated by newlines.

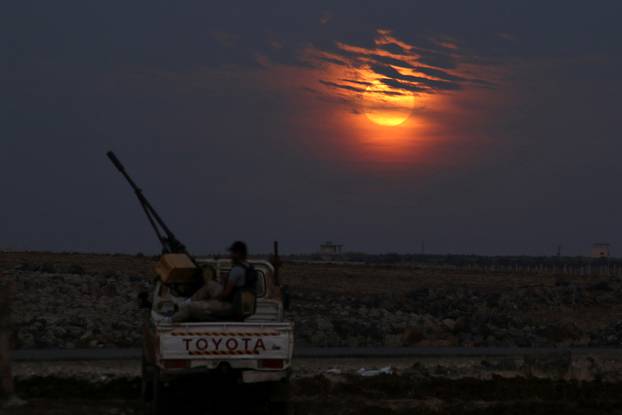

591,243,610,259
319,241,343,256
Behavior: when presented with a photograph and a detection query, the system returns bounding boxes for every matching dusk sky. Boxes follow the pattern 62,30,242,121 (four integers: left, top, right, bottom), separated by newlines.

2,1,622,256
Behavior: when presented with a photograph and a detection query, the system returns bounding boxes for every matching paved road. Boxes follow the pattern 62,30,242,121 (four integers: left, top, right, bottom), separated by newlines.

10,347,622,361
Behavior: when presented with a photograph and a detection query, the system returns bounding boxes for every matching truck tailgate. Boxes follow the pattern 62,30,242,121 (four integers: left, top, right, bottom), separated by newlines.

158,322,293,360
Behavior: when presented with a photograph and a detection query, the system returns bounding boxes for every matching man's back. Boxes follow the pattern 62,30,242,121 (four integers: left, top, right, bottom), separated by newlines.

228,263,247,289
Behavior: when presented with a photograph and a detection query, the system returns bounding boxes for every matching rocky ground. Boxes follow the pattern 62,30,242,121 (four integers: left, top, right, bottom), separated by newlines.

7,354,622,414
8,271,148,349
290,281,622,348
2,252,622,349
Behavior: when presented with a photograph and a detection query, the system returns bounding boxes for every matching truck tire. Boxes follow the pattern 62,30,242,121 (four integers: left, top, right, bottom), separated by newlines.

142,361,165,415
269,380,292,415
141,356,154,403
150,371,164,415
270,402,293,415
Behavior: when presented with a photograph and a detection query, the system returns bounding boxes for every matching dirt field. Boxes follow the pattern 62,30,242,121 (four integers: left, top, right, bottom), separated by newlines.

0,252,155,277
0,251,603,291
285,261,622,336
5,373,622,415
1,250,615,294
3,251,622,413
2,251,622,349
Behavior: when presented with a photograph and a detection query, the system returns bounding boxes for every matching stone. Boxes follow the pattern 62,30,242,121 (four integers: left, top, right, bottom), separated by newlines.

401,327,424,345
441,318,456,332
454,317,467,332
315,317,334,331
2,396,27,409
369,309,382,318
7,267,622,350
383,334,402,347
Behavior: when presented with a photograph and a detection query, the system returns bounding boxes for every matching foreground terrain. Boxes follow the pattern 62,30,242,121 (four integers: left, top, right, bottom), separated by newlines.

6,352,622,414
4,252,622,414
2,251,622,349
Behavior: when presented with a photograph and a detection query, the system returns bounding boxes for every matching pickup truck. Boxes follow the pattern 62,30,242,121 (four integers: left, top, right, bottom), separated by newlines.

141,258,293,414
105,153,293,413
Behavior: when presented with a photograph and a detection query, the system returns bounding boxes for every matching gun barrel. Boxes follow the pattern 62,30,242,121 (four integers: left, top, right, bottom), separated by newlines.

106,151,125,173
107,151,142,194
106,151,191,258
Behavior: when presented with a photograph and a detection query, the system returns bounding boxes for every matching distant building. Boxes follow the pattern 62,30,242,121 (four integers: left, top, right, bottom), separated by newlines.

319,241,343,256
592,243,610,258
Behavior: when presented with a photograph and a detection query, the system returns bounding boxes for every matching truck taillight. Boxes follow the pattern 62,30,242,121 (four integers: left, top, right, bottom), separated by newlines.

258,359,284,369
162,359,190,369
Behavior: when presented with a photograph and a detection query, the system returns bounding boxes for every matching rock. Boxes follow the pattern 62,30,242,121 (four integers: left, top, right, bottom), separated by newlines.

55,264,85,275
536,322,581,343
369,309,382,318
38,263,56,274
101,284,117,297
315,317,334,331
422,316,441,333
8,267,622,350
454,317,467,332
384,334,402,347
589,281,613,291
441,318,456,332
16,332,35,349
401,327,424,345
2,396,27,408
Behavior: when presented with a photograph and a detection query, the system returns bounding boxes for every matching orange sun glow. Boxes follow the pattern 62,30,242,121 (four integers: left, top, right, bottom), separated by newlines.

362,80,415,126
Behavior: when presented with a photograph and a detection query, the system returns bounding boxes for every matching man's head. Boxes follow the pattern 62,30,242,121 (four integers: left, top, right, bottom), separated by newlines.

228,241,248,263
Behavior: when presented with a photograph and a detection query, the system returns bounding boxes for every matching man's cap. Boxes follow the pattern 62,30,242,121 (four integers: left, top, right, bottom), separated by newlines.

228,241,248,256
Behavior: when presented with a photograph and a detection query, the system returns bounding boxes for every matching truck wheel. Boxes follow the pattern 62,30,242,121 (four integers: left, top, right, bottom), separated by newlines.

269,380,292,415
142,376,153,403
142,367,165,415
150,373,164,415
270,402,293,415
141,358,154,402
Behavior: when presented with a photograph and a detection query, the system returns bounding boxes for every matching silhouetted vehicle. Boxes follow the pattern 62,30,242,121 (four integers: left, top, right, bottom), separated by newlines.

107,152,293,415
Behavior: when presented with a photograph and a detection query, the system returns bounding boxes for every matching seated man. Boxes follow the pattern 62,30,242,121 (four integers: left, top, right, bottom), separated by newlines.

171,241,251,322
218,240,249,302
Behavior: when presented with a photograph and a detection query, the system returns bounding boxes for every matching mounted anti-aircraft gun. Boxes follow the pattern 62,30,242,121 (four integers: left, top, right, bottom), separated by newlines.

106,151,200,294
107,152,293,413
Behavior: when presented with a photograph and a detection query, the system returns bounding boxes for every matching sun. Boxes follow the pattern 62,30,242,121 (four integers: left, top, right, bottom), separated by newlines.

362,81,415,126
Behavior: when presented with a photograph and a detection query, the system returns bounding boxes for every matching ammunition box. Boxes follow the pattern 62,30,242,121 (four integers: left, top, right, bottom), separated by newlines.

155,254,197,283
